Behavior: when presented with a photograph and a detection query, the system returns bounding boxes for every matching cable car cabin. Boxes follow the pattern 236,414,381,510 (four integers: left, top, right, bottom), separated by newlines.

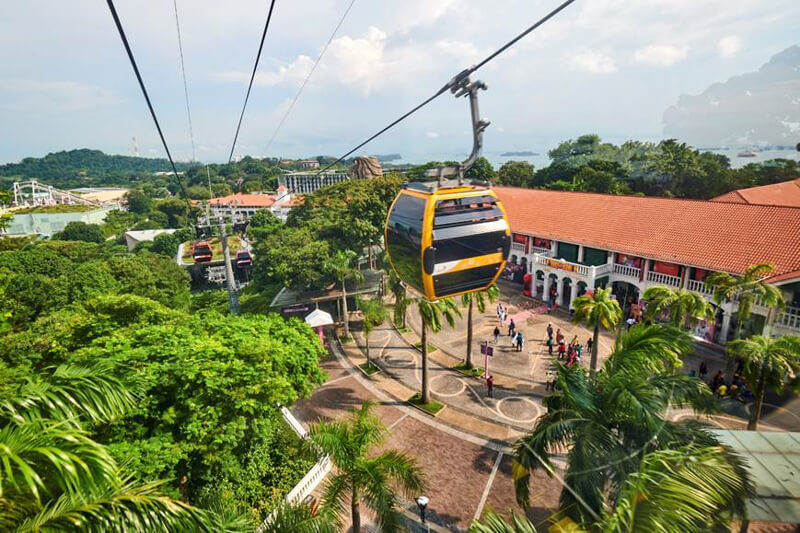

192,241,213,263
384,182,511,300
235,249,252,268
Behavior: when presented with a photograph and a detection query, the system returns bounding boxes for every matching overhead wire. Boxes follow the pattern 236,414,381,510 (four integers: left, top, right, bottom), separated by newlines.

105,0,189,199
173,0,196,162
228,0,278,164
319,0,577,173
264,0,358,156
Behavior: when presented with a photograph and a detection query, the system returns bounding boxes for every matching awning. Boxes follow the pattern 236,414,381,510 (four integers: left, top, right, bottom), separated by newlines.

305,309,334,328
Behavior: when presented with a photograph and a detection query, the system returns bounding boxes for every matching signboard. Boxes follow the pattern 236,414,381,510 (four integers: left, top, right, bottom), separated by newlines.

480,341,494,356
546,258,576,272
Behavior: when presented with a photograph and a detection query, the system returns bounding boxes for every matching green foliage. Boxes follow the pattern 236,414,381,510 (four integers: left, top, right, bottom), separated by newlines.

466,156,496,182
641,286,714,328
309,402,425,532
572,287,623,372
125,189,153,214
252,225,331,290
148,228,193,258
154,197,198,228
52,221,104,243
512,325,739,528
497,160,535,187
13,204,94,214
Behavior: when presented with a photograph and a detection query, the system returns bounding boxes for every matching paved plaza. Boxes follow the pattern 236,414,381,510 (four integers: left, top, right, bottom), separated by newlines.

291,282,800,532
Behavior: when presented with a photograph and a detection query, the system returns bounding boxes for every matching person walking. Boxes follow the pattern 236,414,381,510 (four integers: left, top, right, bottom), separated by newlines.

487,375,494,398
516,331,524,352
586,337,593,353
508,318,516,337
556,328,564,346
546,322,554,340
558,340,566,360
546,336,554,355
699,360,708,380
493,325,500,344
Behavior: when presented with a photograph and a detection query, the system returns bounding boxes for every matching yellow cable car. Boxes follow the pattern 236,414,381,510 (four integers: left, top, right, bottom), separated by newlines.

384,181,511,300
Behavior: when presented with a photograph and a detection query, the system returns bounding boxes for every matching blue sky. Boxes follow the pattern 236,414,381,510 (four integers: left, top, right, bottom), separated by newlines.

1,0,798,164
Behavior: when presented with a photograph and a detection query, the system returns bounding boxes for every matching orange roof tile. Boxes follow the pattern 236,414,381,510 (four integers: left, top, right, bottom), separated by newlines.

207,193,275,207
494,186,800,279
711,178,800,207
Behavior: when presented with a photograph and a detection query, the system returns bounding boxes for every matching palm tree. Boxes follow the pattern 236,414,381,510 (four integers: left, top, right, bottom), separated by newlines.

706,262,785,341
512,324,734,526
0,364,218,532
414,296,462,404
357,296,389,369
726,334,800,430
462,285,499,370
307,402,425,533
326,249,364,338
257,499,336,533
641,286,713,329
571,287,623,374
476,445,750,533
387,268,410,329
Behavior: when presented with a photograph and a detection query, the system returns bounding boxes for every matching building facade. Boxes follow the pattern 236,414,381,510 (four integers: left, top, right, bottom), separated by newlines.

281,172,348,194
494,187,800,343
5,206,116,237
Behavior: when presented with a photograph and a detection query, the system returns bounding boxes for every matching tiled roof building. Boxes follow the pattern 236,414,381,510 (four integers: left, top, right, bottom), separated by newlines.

711,178,800,208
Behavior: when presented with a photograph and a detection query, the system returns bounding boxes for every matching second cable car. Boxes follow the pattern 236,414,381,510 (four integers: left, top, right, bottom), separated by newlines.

385,182,511,300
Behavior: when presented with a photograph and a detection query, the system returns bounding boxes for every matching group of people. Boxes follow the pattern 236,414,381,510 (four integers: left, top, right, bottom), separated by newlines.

493,304,525,352
702,360,753,401
545,323,592,369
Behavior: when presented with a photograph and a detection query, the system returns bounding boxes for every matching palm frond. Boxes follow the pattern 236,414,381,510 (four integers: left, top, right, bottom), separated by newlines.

258,499,337,533
470,511,538,533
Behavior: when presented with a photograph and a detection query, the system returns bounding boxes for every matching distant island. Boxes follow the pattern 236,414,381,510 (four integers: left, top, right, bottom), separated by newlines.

500,151,538,157
374,153,401,162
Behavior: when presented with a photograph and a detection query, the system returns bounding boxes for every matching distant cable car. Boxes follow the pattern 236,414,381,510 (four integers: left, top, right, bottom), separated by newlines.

384,182,510,300
192,240,213,263
235,249,252,268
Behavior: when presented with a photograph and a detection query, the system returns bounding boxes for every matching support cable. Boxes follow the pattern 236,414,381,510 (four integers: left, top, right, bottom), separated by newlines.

106,0,189,198
173,0,196,162
228,0,278,163
319,0,576,173
264,0,358,155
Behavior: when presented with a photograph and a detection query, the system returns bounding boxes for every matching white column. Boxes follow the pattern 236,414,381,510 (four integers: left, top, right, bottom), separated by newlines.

543,276,551,302
550,240,558,256
557,277,565,306
577,245,585,264
568,282,576,310
719,309,732,344
681,267,690,289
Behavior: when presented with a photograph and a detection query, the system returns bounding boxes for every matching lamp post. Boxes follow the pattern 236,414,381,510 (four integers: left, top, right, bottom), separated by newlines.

415,495,429,532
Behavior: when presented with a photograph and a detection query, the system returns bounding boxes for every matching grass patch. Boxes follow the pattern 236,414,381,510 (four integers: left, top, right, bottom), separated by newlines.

339,335,354,344
407,393,444,415
358,362,380,376
453,362,483,378
395,324,411,334
413,341,437,353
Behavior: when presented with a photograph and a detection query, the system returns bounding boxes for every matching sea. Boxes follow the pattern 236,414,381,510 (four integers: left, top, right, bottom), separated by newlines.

387,148,800,170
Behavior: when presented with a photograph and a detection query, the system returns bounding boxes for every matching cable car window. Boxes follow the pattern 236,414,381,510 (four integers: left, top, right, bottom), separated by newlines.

433,230,506,264
386,194,425,292
434,264,501,297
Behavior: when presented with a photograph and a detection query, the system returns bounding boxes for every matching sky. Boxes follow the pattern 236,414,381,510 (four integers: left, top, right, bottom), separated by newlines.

1,0,799,165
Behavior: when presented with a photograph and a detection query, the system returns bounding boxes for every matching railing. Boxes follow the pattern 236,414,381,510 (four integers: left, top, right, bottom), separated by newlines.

510,242,526,252
593,263,613,277
534,255,590,277
530,246,554,257
256,407,332,533
613,263,641,279
687,279,713,295
647,271,681,287
775,306,800,332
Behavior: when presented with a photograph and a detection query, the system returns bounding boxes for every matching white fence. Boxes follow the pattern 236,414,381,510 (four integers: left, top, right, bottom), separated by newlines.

775,305,800,333
687,279,713,295
613,263,641,279
255,407,332,533
647,271,681,287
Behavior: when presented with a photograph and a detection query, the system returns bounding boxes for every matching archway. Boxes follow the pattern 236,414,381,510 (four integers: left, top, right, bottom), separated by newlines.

576,281,588,299
535,270,545,298
612,281,640,318
547,273,559,307
561,277,573,308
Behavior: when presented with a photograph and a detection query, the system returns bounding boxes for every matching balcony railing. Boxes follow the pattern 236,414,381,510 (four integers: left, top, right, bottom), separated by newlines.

530,246,554,257
775,306,800,332
687,279,713,295
647,271,681,287
613,263,641,279
511,242,526,252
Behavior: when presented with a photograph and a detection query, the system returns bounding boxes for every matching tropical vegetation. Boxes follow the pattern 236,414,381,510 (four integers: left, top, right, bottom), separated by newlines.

641,286,714,328
413,296,461,404
462,285,499,369
358,296,389,368
571,287,623,373
307,402,425,533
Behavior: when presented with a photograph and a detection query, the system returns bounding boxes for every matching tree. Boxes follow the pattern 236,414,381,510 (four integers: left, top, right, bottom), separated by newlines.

706,263,785,341
477,446,750,533
326,250,364,338
252,225,331,291
0,364,219,532
308,402,425,533
415,297,461,403
571,287,623,374
726,335,800,430
512,325,742,527
53,221,104,243
497,161,535,187
642,286,714,328
358,296,389,368
257,500,336,533
386,268,410,329
466,156,496,182
462,285,498,369
125,189,154,214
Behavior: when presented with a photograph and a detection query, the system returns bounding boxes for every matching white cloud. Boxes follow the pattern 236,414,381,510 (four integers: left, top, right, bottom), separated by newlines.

634,44,689,67
0,80,116,112
426,131,440,138
569,51,617,74
717,36,742,58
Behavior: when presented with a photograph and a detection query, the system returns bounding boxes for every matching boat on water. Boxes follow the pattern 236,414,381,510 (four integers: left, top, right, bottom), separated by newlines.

737,150,758,158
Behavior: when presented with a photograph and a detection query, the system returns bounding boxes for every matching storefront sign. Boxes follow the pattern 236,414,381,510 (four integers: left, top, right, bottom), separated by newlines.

546,258,576,272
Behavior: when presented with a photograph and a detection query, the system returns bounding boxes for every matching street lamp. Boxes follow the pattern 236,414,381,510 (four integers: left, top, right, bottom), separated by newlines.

415,495,429,531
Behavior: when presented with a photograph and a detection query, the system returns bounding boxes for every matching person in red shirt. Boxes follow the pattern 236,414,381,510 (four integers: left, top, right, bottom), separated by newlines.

486,375,495,398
